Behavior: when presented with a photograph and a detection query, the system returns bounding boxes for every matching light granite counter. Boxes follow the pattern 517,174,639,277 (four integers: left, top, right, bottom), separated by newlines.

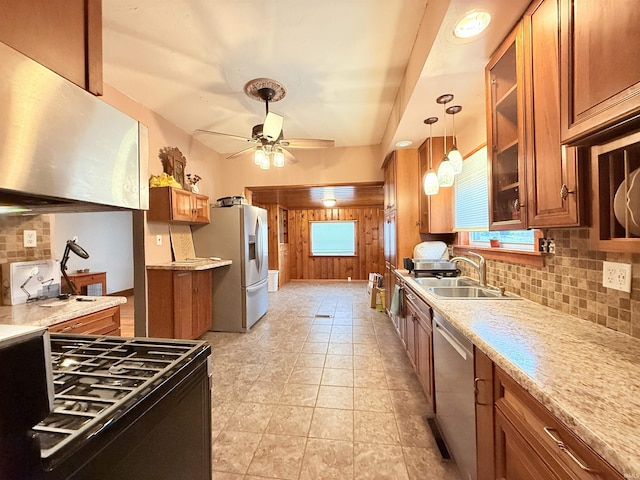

0,296,127,328
146,259,232,271
400,272,639,477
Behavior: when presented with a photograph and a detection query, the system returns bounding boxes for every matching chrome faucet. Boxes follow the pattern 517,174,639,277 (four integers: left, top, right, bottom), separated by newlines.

450,251,487,286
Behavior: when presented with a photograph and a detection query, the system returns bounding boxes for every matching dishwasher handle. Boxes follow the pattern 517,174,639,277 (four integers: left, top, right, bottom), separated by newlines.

434,322,468,360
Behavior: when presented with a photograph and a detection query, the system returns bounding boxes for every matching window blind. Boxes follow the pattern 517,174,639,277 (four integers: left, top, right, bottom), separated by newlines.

454,146,489,231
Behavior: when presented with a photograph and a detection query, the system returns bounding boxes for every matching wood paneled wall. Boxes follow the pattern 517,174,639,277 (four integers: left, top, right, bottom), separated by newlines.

288,207,385,281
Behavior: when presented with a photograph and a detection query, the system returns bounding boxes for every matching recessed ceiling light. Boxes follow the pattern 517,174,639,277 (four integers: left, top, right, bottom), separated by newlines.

454,10,491,39
395,140,412,148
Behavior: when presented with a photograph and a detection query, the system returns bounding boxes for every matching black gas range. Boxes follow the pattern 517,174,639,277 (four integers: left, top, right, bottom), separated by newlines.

30,334,212,480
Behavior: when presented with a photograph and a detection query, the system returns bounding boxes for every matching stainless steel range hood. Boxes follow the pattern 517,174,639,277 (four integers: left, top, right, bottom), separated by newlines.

0,41,148,215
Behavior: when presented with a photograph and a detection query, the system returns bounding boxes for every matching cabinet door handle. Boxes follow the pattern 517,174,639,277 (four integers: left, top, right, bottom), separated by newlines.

560,184,575,201
543,427,597,473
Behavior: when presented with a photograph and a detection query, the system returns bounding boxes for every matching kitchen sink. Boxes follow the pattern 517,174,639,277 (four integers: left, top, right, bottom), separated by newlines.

413,277,478,287
428,286,520,299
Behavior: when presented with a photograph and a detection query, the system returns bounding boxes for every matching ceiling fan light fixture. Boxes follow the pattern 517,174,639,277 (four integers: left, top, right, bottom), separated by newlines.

322,198,337,208
273,148,285,167
254,147,266,166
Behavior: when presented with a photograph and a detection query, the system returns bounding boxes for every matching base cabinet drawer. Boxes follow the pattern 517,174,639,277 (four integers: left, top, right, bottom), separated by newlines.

494,367,623,480
49,306,121,336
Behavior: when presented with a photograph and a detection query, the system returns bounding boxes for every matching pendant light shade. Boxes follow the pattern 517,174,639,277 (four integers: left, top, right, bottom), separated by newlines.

423,117,439,195
446,105,463,174
437,156,455,187
437,94,455,187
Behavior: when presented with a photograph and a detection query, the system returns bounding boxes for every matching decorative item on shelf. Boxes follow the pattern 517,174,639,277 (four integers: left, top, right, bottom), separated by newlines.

149,172,182,188
490,238,500,248
186,173,202,193
436,94,455,187
446,105,463,174
423,117,440,195
159,146,187,189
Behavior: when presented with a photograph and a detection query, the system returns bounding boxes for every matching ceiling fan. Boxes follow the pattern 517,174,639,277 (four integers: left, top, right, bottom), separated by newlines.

195,78,334,168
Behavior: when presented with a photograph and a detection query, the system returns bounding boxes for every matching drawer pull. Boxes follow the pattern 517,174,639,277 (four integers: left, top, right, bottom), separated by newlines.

474,378,491,406
543,427,597,473
61,326,73,332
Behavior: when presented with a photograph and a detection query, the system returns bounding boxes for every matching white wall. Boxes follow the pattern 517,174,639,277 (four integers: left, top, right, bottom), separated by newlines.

50,211,134,294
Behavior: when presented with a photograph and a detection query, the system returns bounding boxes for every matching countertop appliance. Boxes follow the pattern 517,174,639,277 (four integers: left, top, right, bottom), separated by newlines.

3,334,212,480
432,311,477,480
403,258,460,278
192,204,269,332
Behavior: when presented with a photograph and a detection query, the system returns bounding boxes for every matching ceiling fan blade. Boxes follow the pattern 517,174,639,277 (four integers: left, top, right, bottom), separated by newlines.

194,129,256,144
227,146,257,159
283,148,298,164
280,138,335,149
263,112,283,141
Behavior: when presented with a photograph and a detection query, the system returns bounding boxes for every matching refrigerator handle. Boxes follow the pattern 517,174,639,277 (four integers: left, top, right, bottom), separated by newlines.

255,215,263,274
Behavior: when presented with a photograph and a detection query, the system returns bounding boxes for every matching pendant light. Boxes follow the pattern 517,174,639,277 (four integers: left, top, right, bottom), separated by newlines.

436,94,455,187
423,117,439,196
446,105,463,174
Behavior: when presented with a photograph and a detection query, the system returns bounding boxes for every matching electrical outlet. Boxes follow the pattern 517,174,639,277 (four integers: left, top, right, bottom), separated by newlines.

602,261,632,293
23,230,37,247
156,235,162,246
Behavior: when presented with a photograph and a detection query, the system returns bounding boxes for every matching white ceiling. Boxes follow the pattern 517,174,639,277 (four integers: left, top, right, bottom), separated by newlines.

102,0,529,158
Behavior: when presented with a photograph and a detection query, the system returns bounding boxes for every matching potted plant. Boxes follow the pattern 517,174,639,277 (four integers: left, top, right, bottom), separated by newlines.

489,238,500,248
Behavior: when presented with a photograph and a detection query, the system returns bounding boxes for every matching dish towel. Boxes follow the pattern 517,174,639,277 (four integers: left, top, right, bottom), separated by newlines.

389,284,403,316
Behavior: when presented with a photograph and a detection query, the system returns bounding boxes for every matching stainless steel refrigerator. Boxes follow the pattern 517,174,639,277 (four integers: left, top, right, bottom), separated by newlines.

192,204,269,332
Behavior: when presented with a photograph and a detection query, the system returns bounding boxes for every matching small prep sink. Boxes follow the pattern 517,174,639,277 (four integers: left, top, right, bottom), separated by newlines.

428,286,520,299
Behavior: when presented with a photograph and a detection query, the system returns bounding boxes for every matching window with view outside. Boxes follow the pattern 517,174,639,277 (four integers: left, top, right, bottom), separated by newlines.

469,230,535,251
310,221,357,256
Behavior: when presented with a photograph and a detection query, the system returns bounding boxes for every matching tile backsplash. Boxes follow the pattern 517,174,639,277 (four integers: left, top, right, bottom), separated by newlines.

458,228,640,338
0,215,51,263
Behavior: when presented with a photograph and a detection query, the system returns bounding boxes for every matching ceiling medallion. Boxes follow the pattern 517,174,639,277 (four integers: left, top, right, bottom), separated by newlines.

243,78,287,103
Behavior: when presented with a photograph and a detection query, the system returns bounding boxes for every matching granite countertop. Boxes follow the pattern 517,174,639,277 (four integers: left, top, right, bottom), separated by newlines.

146,258,232,271
400,272,639,476
0,296,127,328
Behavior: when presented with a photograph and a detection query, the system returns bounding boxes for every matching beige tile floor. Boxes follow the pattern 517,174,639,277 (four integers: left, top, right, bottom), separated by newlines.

201,281,461,480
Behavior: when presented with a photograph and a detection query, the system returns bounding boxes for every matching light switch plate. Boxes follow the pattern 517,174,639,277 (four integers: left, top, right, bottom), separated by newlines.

602,261,632,293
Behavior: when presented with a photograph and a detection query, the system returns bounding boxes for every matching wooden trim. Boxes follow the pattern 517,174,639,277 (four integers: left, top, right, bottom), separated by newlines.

85,0,103,95
109,288,134,297
453,245,545,267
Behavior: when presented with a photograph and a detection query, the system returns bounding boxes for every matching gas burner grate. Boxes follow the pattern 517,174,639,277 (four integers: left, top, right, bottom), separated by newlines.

31,334,209,463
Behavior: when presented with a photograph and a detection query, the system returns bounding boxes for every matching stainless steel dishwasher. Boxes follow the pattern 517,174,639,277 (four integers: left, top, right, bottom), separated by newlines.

432,311,476,480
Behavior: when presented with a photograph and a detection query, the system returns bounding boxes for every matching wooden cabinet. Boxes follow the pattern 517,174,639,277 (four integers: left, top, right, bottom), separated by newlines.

147,269,212,340
476,349,624,480
560,0,640,144
403,283,434,408
523,0,582,228
487,2,583,230
486,24,528,230
49,306,120,336
418,137,454,233
148,187,210,224
382,149,421,294
0,0,103,94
